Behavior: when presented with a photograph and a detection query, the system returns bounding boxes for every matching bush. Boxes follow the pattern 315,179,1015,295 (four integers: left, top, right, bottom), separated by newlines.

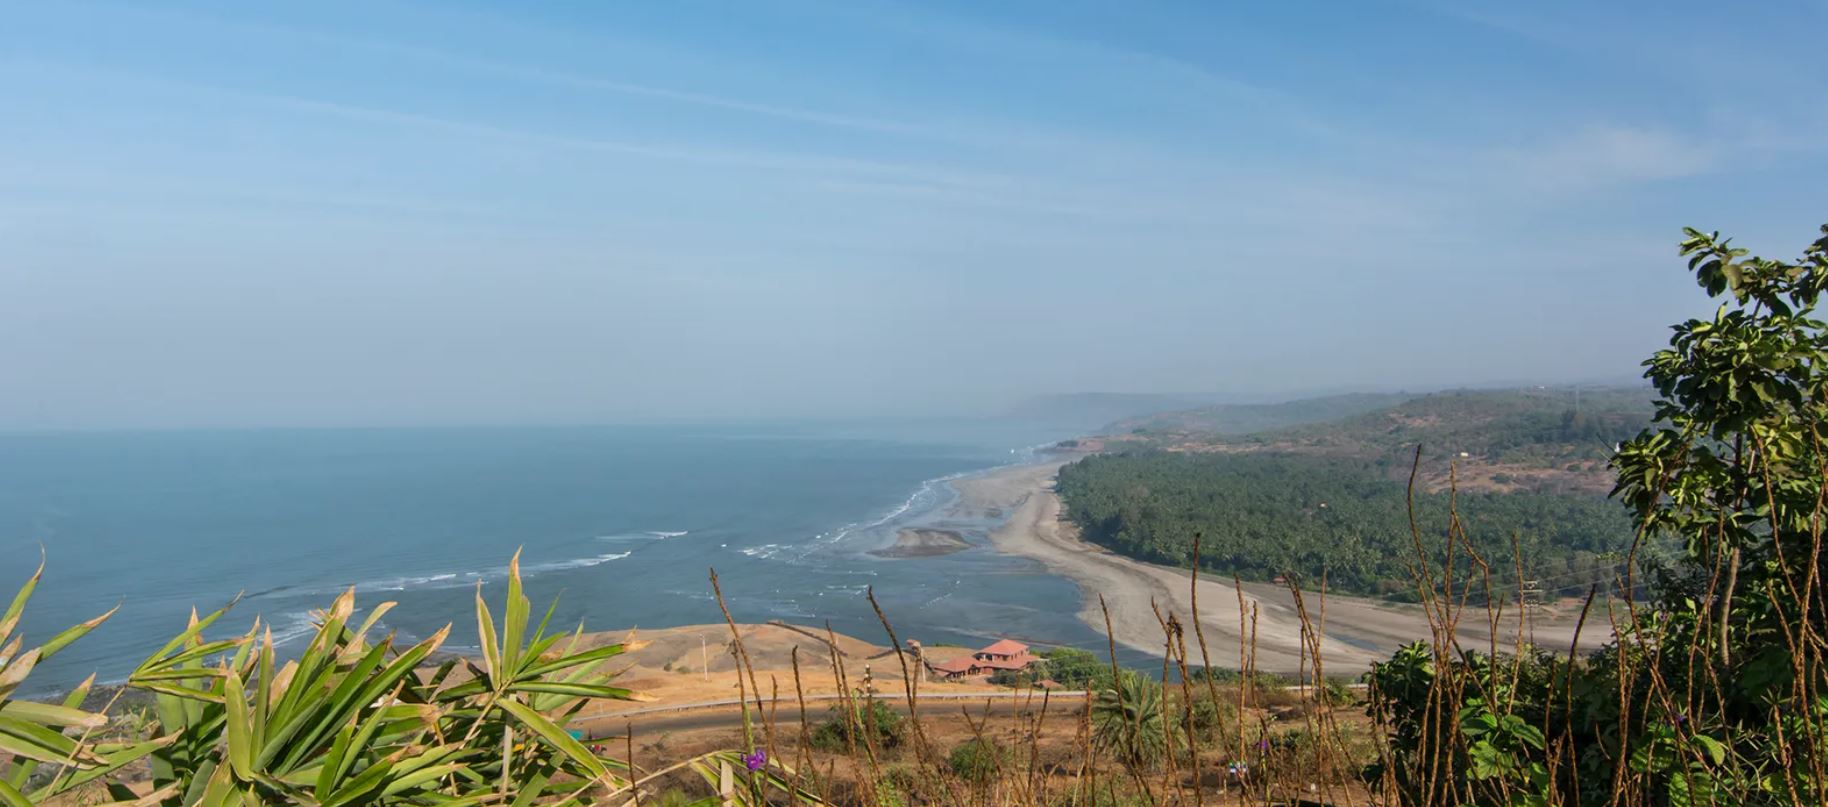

1039,647,1111,689
948,738,1005,784
1320,678,1354,706
1187,693,1237,743
807,697,907,752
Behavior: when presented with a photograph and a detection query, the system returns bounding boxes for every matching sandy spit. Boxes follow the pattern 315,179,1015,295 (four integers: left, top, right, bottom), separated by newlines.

955,461,1605,674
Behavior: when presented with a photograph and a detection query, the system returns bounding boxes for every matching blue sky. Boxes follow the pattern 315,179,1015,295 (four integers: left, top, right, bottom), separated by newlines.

3,0,1825,428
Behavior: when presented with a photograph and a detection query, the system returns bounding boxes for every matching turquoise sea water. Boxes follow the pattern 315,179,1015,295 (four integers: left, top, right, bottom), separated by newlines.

0,421,1113,694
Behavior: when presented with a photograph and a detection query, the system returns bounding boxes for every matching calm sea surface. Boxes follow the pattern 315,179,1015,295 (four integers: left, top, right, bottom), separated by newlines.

0,421,1114,694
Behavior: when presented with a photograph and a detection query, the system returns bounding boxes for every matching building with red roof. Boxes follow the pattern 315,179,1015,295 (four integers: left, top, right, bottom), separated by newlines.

928,639,1040,680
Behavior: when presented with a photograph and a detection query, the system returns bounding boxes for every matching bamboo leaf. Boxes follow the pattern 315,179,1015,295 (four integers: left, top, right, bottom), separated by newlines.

0,555,44,644
495,697,615,783
502,549,528,674
516,642,634,682
507,681,634,700
39,604,118,661
0,699,107,729
350,601,397,647
0,779,32,807
223,669,254,780
0,649,39,700
32,734,177,797
134,680,227,704
377,763,467,798
475,584,501,684
135,638,249,677
136,599,239,673
0,713,100,764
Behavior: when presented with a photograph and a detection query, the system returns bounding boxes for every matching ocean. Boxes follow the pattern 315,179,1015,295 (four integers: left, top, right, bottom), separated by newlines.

0,421,1114,695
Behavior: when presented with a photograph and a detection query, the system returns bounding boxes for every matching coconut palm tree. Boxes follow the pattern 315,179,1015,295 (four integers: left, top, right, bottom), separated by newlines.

1091,670,1172,770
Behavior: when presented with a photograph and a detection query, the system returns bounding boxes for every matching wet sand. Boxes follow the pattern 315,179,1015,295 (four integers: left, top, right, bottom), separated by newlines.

869,528,971,558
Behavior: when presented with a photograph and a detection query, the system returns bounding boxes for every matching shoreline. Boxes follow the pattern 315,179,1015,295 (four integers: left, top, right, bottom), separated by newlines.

953,459,1606,673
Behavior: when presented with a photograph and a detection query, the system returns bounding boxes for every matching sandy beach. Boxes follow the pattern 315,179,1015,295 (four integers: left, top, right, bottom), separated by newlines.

957,460,1607,674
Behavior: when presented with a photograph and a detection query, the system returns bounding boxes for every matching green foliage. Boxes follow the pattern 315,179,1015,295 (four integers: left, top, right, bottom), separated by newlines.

122,549,636,805
807,698,906,753
946,738,1005,784
1035,647,1111,690
1185,692,1235,744
0,558,161,805
0,552,818,806
1057,451,1634,596
1370,223,1828,806
1091,671,1174,770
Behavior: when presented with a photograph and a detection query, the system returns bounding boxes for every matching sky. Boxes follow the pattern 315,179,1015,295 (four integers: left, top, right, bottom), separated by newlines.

3,0,1826,429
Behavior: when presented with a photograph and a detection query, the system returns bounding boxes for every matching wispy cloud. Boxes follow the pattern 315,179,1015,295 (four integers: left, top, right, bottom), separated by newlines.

10,59,1016,191
69,1,1160,155
1501,125,1718,191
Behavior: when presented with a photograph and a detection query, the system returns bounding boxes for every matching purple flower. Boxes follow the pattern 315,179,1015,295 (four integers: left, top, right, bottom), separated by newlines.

1257,739,1270,751
743,750,767,772
1673,713,1688,726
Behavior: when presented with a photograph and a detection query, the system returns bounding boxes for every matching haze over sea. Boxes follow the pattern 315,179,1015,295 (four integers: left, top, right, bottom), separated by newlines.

1,421,1106,694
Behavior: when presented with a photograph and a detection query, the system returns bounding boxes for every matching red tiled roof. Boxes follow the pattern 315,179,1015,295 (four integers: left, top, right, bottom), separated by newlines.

977,639,1029,657
931,657,978,674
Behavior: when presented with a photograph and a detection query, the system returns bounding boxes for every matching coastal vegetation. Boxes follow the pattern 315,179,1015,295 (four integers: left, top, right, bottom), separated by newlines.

1363,223,1828,806
1057,451,1636,597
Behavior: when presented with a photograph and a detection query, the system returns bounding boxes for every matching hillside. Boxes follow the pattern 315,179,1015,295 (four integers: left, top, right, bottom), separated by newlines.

1107,386,1654,494
1107,391,1415,437
1002,391,1225,429
1055,386,1658,598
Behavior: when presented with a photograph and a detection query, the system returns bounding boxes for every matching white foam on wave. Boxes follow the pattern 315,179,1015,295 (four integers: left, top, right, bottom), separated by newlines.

268,611,324,647
527,551,631,572
273,545,642,600
597,530,689,542
793,469,976,557
361,572,460,592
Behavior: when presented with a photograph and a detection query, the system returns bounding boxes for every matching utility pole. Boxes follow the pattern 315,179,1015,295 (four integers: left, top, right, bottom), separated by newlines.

1520,579,1545,643
700,634,708,682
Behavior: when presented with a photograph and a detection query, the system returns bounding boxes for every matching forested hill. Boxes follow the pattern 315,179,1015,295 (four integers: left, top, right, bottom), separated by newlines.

1107,392,1415,437
1253,387,1653,463
1057,387,1657,599
1105,387,1655,494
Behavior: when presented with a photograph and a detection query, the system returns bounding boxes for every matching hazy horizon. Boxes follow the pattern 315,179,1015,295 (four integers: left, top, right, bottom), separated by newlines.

5,1,1824,430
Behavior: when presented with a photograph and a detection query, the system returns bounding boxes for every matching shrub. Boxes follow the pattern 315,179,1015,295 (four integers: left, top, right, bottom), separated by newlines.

1186,692,1237,743
1039,646,1110,689
948,738,1005,784
808,697,906,752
